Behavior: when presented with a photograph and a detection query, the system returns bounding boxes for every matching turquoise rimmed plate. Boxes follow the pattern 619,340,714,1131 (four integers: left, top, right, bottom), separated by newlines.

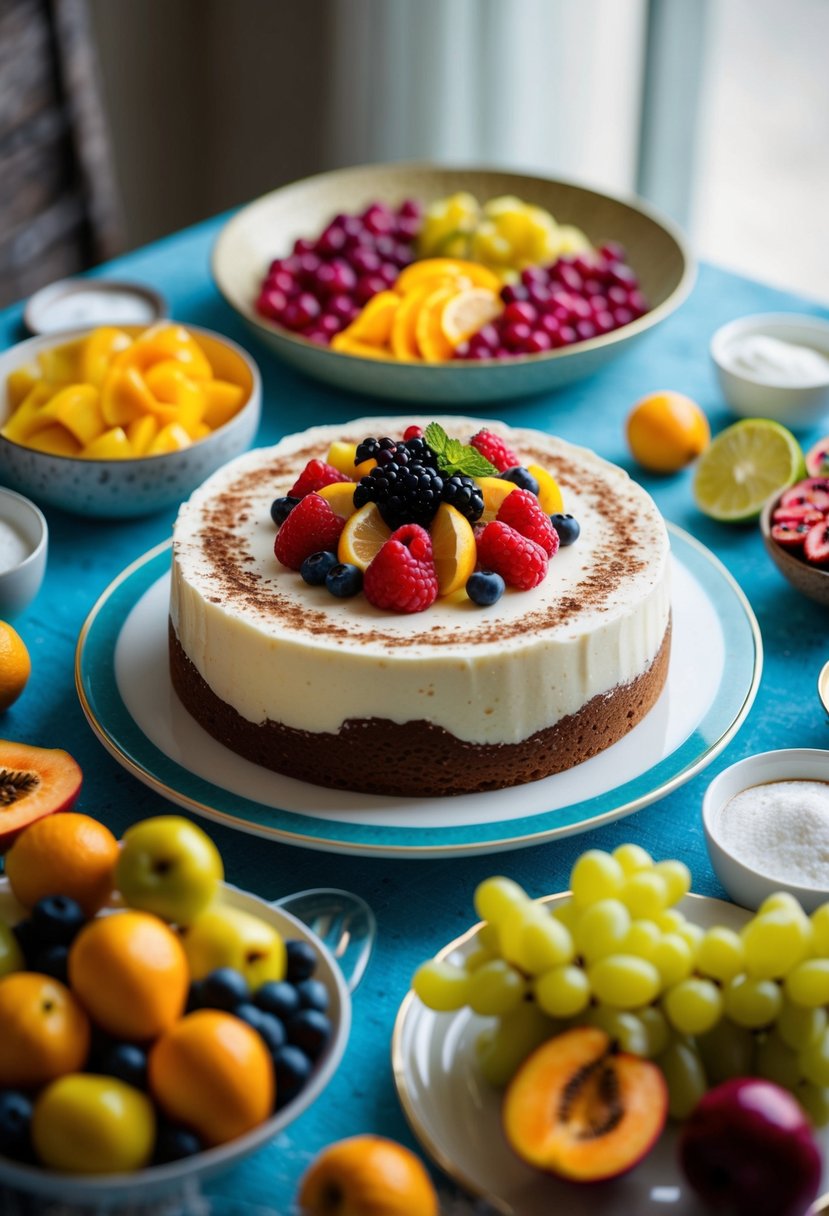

75,526,761,858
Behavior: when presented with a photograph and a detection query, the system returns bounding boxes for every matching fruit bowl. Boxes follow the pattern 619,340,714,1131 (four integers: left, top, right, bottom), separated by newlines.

0,324,261,518
760,483,829,608
212,163,694,404
0,878,352,1204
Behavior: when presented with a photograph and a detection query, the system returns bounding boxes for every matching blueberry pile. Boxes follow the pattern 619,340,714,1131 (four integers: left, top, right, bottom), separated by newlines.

13,895,88,985
188,939,332,1111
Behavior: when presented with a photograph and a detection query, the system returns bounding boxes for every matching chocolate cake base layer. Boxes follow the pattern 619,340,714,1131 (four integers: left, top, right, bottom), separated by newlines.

169,619,671,798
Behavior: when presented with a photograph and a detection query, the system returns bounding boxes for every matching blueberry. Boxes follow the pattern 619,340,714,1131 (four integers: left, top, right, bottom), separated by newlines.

12,920,37,965
286,1008,332,1060
300,550,339,586
295,978,329,1014
285,939,317,983
31,896,87,946
550,513,580,546
233,1003,286,1053
31,944,69,985
325,562,363,598
96,1043,148,1090
0,1091,33,1159
200,968,250,1011
272,1045,313,1107
500,466,540,495
270,495,300,526
255,980,301,1021
466,570,505,607
154,1123,203,1164
186,979,207,1013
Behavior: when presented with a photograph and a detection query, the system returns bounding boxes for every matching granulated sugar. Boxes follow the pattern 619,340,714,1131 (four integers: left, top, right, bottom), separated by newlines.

717,780,829,886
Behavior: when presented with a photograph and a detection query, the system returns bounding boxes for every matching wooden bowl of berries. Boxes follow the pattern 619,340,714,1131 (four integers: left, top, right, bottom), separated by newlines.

212,162,694,404
761,467,829,607
0,773,353,1204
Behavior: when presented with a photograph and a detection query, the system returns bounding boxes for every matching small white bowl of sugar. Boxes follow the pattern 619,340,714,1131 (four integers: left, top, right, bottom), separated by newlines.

0,487,47,619
703,748,829,912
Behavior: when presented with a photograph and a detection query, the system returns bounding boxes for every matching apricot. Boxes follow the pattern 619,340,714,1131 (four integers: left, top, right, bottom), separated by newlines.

298,1135,439,1216
502,1025,668,1182
0,742,83,853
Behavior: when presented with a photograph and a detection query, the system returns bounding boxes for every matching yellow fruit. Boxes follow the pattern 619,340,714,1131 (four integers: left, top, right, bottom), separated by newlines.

125,414,159,456
146,422,192,455
201,379,246,430
298,1135,440,1216
79,327,132,388
7,367,38,409
81,426,133,460
626,391,711,473
430,504,477,597
1,384,55,443
339,290,400,346
415,286,456,363
37,339,85,385
338,503,391,571
389,282,443,361
527,465,564,514
325,441,359,477
39,384,105,446
317,483,358,519
182,905,286,990
329,336,394,361
396,257,500,294
0,924,23,978
441,287,503,346
5,811,118,913
0,620,31,712
0,973,90,1089
33,1075,155,1174
477,476,518,523
27,424,82,457
100,366,157,427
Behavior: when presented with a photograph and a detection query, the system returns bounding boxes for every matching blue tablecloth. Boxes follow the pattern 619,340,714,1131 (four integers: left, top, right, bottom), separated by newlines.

1,215,827,1212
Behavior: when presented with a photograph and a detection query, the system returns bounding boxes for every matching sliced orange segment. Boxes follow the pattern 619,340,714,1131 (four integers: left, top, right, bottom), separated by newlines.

126,415,159,456
118,324,213,380
337,503,391,571
40,384,105,447
146,422,192,455
430,503,477,596
101,366,158,427
396,258,501,294
317,482,357,519
390,282,443,361
339,291,400,346
528,464,564,514
81,426,133,459
201,380,246,430
330,336,393,361
26,424,82,457
441,287,503,346
415,286,455,363
478,476,518,522
1,384,56,443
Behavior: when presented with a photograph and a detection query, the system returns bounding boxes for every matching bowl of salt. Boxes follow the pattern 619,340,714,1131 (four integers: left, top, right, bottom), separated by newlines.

0,488,47,619
702,748,829,912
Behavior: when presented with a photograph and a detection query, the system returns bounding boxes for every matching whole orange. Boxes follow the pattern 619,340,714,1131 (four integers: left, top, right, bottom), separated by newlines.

0,972,90,1089
5,812,118,915
0,621,31,712
68,910,188,1040
626,391,711,473
149,1009,274,1145
298,1135,440,1216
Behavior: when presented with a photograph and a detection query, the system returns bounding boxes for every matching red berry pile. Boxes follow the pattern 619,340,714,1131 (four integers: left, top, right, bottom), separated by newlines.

454,244,648,359
770,477,829,566
255,201,422,345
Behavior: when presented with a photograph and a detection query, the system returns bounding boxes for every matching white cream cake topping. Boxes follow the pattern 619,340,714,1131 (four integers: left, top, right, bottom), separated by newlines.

171,417,671,746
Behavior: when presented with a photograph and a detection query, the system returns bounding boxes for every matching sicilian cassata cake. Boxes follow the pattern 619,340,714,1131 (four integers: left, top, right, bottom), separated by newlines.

169,416,671,796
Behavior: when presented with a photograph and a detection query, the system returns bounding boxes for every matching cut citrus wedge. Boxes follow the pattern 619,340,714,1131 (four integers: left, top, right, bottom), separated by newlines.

478,476,518,522
441,287,503,346
395,258,501,294
317,482,358,519
390,283,443,361
430,503,477,596
415,286,456,362
693,419,805,522
337,503,391,570
527,464,564,515
339,290,400,346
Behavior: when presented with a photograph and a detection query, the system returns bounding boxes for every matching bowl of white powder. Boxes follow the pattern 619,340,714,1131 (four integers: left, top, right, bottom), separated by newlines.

703,748,829,912
711,313,829,429
0,487,47,618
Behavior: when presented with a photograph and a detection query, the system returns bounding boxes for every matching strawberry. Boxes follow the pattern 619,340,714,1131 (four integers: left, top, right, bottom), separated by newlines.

289,459,352,498
803,519,829,566
469,428,519,473
496,488,560,557
274,493,345,571
475,521,548,590
363,524,438,613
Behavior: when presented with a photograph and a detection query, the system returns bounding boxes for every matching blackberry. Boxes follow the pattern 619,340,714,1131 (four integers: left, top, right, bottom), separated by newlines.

441,473,484,523
400,436,439,468
353,458,443,530
355,435,397,464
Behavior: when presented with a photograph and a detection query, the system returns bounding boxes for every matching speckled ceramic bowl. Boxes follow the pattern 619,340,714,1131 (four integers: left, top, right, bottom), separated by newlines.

0,325,261,518
212,162,694,404
760,491,829,607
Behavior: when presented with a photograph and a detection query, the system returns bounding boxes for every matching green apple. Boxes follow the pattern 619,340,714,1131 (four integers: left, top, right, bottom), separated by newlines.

0,922,24,977
183,906,286,989
115,816,223,925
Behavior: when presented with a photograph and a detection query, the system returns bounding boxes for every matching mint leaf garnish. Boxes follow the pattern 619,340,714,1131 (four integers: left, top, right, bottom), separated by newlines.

424,421,498,478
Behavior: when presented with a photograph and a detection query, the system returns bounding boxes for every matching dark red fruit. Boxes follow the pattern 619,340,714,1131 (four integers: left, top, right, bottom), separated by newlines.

289,460,352,499
803,519,829,566
469,429,519,473
780,478,829,513
475,522,548,591
363,524,438,614
274,495,345,572
496,489,560,557
771,521,813,549
772,505,824,525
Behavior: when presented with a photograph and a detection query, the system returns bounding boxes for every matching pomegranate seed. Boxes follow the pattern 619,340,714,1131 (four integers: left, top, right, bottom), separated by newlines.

525,330,553,353
501,283,530,304
398,199,421,219
316,225,347,256
594,310,616,333
503,301,538,327
282,293,320,330
527,284,551,308
454,340,470,358
349,247,382,275
477,323,500,348
568,297,592,320
576,319,597,341
573,255,595,278
552,264,583,293
608,263,637,288
628,290,648,315
583,280,604,297
394,215,421,241
256,288,288,321
392,242,414,267
539,314,561,338
378,262,399,287
304,328,329,345
588,295,609,314
318,313,343,335
502,321,533,349
521,266,549,287
362,204,394,235
297,252,322,281
557,325,578,346
354,274,387,305
599,241,626,263
613,306,634,327
469,333,495,356
267,269,298,296
293,238,315,256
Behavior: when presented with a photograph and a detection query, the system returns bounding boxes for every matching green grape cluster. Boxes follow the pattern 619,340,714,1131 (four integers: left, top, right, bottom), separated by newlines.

410,845,829,1126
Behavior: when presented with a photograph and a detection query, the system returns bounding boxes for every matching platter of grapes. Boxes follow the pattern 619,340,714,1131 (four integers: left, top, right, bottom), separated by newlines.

394,848,829,1216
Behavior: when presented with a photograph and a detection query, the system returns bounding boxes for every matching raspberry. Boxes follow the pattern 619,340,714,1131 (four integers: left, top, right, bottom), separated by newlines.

363,524,438,613
403,425,424,440
475,521,548,590
497,488,559,557
469,428,520,473
274,494,345,571
289,459,351,498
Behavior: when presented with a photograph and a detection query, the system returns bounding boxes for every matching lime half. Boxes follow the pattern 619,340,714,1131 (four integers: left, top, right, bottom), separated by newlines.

693,419,805,522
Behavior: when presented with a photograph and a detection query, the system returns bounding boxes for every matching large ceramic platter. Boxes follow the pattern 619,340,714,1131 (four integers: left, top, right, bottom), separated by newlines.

392,894,829,1215
75,525,761,859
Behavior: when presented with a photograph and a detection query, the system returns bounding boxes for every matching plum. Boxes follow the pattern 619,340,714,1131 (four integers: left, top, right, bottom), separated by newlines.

679,1077,822,1216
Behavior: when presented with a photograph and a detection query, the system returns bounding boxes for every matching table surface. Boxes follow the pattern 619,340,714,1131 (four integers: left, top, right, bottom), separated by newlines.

2,214,828,1213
